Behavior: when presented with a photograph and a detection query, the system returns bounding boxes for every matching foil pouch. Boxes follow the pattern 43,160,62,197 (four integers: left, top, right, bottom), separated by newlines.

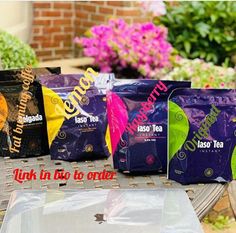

0,67,60,158
40,73,114,161
168,88,236,184
0,81,48,158
107,80,191,173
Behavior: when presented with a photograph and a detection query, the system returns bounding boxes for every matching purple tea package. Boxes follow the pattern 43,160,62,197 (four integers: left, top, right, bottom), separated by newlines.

168,89,236,184
107,79,191,173
40,73,114,161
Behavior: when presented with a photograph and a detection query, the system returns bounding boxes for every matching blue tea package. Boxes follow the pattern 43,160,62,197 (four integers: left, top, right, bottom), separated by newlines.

107,80,191,173
168,89,236,184
40,73,114,161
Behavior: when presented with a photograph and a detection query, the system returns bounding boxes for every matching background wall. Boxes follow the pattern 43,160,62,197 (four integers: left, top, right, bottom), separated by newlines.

30,1,152,61
31,2,75,61
0,2,32,43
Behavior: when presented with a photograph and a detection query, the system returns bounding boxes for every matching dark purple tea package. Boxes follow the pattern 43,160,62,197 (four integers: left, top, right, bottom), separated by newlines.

107,80,191,173
168,89,236,184
41,73,114,161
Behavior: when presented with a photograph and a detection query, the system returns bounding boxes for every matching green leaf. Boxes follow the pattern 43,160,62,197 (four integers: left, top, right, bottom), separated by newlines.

210,14,218,23
179,50,187,58
184,41,191,54
191,51,200,58
153,16,160,25
200,51,206,58
196,22,210,37
158,1,235,67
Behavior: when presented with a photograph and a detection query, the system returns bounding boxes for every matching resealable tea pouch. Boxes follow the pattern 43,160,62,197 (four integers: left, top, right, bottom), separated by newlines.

0,67,61,82
41,73,114,161
0,67,61,158
0,67,60,158
168,89,236,184
107,80,191,173
0,81,48,158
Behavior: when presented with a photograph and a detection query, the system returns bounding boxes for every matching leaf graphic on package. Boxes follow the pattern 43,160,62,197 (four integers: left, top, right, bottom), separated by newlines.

42,86,65,146
169,100,189,161
231,145,236,179
107,92,128,155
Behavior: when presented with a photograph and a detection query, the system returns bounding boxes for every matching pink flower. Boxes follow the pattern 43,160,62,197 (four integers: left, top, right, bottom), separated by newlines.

74,19,172,78
73,37,81,44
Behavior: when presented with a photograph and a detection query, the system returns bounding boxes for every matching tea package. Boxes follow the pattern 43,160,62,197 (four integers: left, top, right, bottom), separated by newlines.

0,67,61,82
107,80,191,173
168,89,236,184
41,73,114,161
0,67,61,158
0,81,48,158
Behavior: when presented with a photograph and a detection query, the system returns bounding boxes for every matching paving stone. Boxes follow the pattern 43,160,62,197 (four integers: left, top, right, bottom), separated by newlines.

213,195,231,212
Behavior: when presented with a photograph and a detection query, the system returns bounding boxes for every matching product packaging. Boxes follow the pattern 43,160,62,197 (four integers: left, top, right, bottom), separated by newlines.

168,89,236,184
41,73,114,161
0,67,61,82
107,80,191,173
0,189,203,233
0,67,60,158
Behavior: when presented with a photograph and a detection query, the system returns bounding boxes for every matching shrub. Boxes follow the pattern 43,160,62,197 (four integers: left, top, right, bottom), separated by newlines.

0,30,38,69
165,58,235,88
74,19,173,79
156,1,236,66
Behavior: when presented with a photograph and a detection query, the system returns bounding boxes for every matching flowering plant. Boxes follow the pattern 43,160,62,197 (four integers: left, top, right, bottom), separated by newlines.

0,30,38,69
74,19,173,79
165,58,235,88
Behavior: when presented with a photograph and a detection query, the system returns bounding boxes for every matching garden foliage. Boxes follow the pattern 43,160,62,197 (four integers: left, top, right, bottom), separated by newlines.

165,58,235,88
157,1,236,66
0,30,38,69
